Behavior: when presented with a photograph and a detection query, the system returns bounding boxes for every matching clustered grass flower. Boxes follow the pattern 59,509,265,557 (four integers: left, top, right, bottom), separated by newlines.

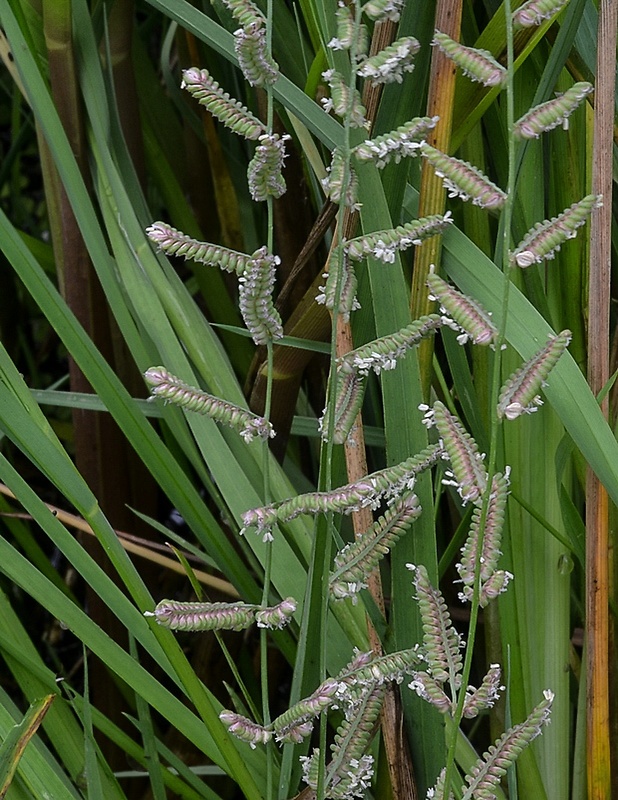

329,2,367,52
344,213,453,263
238,246,283,344
362,0,404,22
356,36,420,85
497,330,571,420
234,18,280,87
462,664,504,718
513,0,570,28
353,116,439,168
319,370,366,445
248,133,289,201
219,711,272,749
432,31,506,87
273,679,339,743
427,268,498,346
330,492,422,601
514,82,594,138
145,597,296,632
144,366,275,443
421,144,507,209
146,222,251,274
181,67,265,140
322,147,360,209
222,0,265,27
510,194,602,267
322,69,368,128
316,253,361,323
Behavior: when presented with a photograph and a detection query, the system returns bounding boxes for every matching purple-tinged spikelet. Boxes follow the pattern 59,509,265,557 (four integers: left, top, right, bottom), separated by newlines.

408,671,452,714
337,314,444,376
330,493,422,601
511,194,601,267
513,0,569,28
222,0,265,26
321,148,360,210
427,268,497,346
515,82,593,139
356,36,420,85
421,144,507,209
247,133,289,201
234,18,280,87
238,247,283,344
497,330,571,420
432,31,506,88
319,371,366,445
273,679,339,743
463,664,504,718
321,69,368,128
337,648,420,693
146,222,250,274
255,597,297,629
362,0,404,22
345,213,453,263
408,564,464,688
464,690,554,795
457,473,511,605
145,600,257,631
181,68,265,140
353,116,439,168
425,401,487,505
240,444,442,540
219,711,271,748
144,367,274,443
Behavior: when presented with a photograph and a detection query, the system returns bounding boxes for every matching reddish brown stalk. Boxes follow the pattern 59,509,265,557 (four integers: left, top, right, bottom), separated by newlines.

586,1,616,798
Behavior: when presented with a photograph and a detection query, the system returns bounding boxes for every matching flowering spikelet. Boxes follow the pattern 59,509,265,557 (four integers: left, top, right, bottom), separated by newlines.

327,685,384,798
240,444,442,540
426,269,497,346
144,367,275,443
321,69,368,128
457,473,511,605
273,679,339,743
353,116,439,168
345,213,453,263
328,3,356,51
337,648,420,695
145,600,257,631
181,68,265,140
510,194,602,267
515,82,593,139
409,564,463,688
221,0,265,26
219,711,271,749
463,664,504,718
432,31,506,87
234,19,280,87
255,597,297,629
497,330,571,420
513,0,569,28
408,671,452,714
316,254,361,322
238,247,283,344
464,690,554,797
146,222,251,274
247,133,289,201
424,401,487,505
322,148,360,209
421,144,507,209
427,768,454,800
362,0,404,22
330,492,422,601
337,314,444,376
356,36,420,85
319,371,366,445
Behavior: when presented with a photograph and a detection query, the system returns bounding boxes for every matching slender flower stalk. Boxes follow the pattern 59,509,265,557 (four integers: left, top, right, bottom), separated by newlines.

421,144,507,209
144,367,275,443
432,31,506,87
510,194,602,267
514,82,594,138
497,330,571,420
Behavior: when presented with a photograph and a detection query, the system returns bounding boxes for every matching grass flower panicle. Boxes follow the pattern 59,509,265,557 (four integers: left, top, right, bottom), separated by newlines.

512,0,570,28
321,69,368,128
319,370,366,445
181,68,266,140
497,330,572,420
356,36,421,85
362,0,405,22
238,247,283,344
421,144,507,209
273,679,339,743
234,18,280,87
511,194,602,267
219,711,272,749
248,133,289,201
514,82,594,138
432,31,506,87
427,268,498,345
146,222,251,273
144,367,275,442
145,600,257,631
255,597,297,629
344,213,453,263
221,0,265,26
353,116,438,167
462,664,504,718
328,2,357,51
322,148,360,209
